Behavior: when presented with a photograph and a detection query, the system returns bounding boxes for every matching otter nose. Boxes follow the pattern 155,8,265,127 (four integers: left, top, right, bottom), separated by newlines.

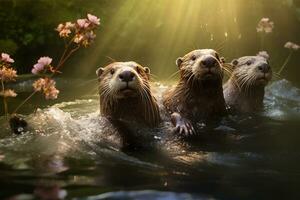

258,63,270,73
119,70,135,82
201,57,217,68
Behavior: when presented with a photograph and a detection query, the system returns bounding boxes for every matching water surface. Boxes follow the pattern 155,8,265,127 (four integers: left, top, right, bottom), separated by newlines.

0,79,300,199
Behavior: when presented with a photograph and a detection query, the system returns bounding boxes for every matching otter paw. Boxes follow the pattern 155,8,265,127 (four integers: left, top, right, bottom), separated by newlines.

174,119,195,136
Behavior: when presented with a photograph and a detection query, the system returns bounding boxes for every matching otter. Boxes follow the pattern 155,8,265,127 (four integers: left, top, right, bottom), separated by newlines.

163,49,227,136
96,61,161,149
223,53,272,113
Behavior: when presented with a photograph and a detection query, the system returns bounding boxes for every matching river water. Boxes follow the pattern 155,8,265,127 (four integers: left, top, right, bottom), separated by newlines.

0,79,300,199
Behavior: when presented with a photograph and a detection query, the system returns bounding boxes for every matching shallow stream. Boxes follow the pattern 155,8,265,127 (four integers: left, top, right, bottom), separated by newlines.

0,79,300,199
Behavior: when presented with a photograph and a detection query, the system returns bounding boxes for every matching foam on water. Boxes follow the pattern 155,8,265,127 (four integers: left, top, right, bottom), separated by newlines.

264,79,300,120
0,79,300,178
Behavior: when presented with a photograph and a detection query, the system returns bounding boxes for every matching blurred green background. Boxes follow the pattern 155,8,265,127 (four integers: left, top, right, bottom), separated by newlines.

0,0,300,85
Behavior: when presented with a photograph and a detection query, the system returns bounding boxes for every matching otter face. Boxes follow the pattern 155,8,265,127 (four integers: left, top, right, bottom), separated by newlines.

176,49,224,82
231,55,272,87
96,62,150,99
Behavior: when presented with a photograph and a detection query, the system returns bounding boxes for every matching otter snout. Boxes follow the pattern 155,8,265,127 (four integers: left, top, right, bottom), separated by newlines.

201,56,218,68
257,63,270,73
118,70,135,82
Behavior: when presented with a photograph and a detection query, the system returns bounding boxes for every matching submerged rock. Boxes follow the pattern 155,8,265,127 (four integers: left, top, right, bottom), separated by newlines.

9,114,28,135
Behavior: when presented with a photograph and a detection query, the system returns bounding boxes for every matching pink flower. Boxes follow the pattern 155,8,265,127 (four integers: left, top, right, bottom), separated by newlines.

257,18,274,33
56,24,64,32
32,57,52,74
45,86,59,100
0,89,17,98
284,42,300,51
87,14,100,26
1,53,14,63
38,57,52,66
76,19,90,29
33,78,59,100
74,34,84,44
0,66,17,82
56,22,74,38
65,22,75,29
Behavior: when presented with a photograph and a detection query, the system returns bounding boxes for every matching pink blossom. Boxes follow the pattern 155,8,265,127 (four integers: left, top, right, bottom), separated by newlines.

0,89,17,98
65,22,75,29
32,57,52,74
87,14,100,26
1,53,14,63
257,18,274,33
76,19,90,29
56,24,64,32
284,41,300,51
0,66,17,82
74,34,84,43
45,86,59,100
56,22,74,38
59,29,71,38
33,78,46,91
38,57,52,66
33,78,59,100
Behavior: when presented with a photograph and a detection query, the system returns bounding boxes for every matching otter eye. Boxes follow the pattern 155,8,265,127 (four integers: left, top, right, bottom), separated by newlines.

135,66,141,73
246,60,252,66
191,55,197,61
110,68,115,74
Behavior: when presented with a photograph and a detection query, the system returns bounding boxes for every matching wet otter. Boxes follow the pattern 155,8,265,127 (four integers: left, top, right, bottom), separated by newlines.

163,49,227,136
96,61,161,149
223,53,272,113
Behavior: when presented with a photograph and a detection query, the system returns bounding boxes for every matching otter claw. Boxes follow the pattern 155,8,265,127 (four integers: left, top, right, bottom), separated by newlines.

171,112,196,136
175,120,195,136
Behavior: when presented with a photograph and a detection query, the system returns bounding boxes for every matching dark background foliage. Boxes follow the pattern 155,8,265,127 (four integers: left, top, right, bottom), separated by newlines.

0,0,300,85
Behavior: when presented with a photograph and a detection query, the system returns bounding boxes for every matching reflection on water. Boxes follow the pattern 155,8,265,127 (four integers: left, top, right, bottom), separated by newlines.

0,79,300,199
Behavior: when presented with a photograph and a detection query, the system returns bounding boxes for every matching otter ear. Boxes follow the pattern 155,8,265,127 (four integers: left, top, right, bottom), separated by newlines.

231,59,239,68
144,67,150,74
96,67,104,77
176,57,183,68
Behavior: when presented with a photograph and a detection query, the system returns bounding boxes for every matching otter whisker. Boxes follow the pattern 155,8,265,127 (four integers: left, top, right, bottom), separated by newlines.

140,85,157,125
167,70,181,81
105,56,117,62
221,63,233,77
236,74,250,92
138,82,153,122
216,40,227,52
244,74,256,96
138,89,149,123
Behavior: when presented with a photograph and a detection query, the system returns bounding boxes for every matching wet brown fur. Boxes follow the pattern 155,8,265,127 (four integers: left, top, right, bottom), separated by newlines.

164,49,227,123
223,55,272,113
97,62,161,127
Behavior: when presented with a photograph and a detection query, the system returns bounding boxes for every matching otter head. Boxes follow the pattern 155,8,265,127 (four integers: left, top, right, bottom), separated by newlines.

96,61,151,99
231,53,272,88
176,49,225,84
96,61,160,126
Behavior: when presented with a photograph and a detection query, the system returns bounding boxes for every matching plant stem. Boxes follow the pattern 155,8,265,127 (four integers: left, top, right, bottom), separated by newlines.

13,41,80,114
13,91,37,114
260,33,265,50
58,39,73,67
1,80,8,117
278,51,293,75
55,45,80,71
